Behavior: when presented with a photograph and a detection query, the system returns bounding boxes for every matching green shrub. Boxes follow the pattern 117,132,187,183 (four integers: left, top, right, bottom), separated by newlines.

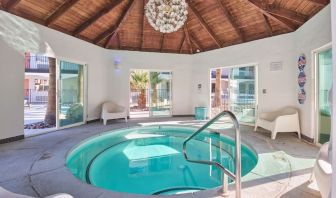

66,103,84,123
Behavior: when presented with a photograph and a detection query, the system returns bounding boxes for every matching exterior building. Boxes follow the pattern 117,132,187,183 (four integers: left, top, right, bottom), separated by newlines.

24,53,50,105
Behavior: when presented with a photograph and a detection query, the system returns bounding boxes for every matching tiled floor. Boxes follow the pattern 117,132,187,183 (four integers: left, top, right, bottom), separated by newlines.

0,117,321,198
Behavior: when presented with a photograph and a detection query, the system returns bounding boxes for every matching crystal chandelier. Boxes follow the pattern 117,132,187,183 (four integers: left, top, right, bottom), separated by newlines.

145,0,188,33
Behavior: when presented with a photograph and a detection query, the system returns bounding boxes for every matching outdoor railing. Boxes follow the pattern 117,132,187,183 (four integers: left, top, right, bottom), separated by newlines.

211,91,255,122
24,89,48,104
130,88,171,111
24,89,79,105
25,54,80,73
25,55,50,73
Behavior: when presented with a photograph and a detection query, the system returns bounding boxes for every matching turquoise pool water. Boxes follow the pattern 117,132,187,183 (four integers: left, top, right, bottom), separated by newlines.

66,126,258,195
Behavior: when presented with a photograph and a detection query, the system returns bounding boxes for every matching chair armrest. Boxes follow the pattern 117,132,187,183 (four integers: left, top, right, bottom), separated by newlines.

259,112,279,121
274,114,296,123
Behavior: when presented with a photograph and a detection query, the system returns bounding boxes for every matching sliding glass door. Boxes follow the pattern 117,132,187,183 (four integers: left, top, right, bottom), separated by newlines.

229,66,256,124
210,66,257,125
149,71,172,116
317,48,332,144
58,60,85,128
129,70,172,118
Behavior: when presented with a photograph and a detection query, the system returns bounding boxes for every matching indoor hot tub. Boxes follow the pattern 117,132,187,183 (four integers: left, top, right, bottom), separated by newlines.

66,125,258,195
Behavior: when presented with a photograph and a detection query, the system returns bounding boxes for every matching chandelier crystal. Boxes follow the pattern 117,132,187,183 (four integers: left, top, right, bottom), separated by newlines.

145,0,188,33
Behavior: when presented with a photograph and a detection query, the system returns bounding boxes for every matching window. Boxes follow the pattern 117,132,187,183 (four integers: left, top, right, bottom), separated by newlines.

239,83,246,94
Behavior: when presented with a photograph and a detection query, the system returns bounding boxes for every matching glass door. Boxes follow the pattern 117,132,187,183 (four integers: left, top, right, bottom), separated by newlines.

210,66,257,125
228,66,256,124
149,71,172,117
58,60,85,128
317,48,332,144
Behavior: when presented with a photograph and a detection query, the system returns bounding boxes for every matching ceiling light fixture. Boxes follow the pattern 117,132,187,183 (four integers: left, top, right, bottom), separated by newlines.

145,0,188,33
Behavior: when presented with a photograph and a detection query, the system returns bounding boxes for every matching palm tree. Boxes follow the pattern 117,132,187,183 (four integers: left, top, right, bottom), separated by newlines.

215,68,222,108
44,58,56,125
130,70,149,109
150,72,163,106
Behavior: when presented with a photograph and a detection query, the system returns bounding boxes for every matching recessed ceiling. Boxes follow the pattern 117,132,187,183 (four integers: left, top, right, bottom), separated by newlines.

0,0,330,54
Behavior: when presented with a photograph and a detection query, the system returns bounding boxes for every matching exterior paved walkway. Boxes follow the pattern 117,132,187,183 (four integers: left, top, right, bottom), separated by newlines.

24,105,47,125
0,117,321,198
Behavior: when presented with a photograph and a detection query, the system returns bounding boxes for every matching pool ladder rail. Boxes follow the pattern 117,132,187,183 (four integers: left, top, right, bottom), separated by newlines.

182,111,241,198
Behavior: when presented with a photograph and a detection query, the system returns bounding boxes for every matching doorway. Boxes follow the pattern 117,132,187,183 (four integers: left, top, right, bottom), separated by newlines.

24,53,87,136
129,69,172,118
58,60,86,128
24,53,57,136
210,65,257,125
315,46,332,144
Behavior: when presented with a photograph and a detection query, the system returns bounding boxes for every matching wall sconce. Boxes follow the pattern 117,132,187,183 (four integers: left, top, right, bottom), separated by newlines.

114,58,121,71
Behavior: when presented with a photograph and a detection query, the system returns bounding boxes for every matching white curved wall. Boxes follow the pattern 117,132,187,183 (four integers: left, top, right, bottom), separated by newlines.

0,5,332,140
191,5,331,139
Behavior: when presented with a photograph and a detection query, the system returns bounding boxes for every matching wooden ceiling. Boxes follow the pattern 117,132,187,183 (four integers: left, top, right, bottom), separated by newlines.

0,0,330,54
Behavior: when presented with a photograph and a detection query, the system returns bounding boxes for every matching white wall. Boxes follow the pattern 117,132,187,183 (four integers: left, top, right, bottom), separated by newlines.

0,10,193,140
104,50,193,116
191,33,297,112
0,5,332,140
191,5,331,138
0,33,24,140
295,5,332,139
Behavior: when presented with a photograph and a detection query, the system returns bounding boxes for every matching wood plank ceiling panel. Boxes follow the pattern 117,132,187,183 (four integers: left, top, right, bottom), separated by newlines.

201,0,239,44
118,0,142,49
162,30,184,52
80,0,128,40
0,0,330,54
231,0,270,40
52,0,109,33
14,0,64,20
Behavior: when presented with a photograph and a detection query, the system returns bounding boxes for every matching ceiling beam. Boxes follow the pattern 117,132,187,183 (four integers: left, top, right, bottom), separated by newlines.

190,34,203,52
113,46,189,54
104,31,118,48
247,0,296,31
262,14,273,36
184,25,193,54
45,0,80,26
94,0,135,44
140,0,146,49
179,34,186,54
117,33,121,49
104,35,113,48
4,0,22,11
216,0,244,42
73,0,123,36
187,0,223,48
267,6,308,24
160,33,165,52
305,0,329,6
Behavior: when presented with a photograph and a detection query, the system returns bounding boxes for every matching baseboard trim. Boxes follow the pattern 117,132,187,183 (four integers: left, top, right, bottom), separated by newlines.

87,116,130,124
0,135,24,144
172,115,195,117
86,119,100,124
301,134,314,143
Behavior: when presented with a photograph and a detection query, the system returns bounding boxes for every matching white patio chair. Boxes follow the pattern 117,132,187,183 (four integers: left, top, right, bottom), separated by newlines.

254,107,301,139
101,101,128,125
310,142,332,198
0,186,73,198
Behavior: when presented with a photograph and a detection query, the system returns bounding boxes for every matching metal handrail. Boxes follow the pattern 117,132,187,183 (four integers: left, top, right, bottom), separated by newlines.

182,111,241,198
